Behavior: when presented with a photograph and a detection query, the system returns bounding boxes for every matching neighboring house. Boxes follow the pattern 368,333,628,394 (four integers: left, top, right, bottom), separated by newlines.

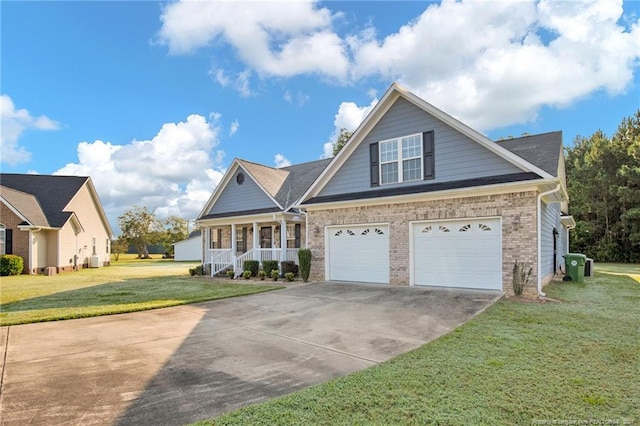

197,83,575,296
0,174,113,274
173,230,202,261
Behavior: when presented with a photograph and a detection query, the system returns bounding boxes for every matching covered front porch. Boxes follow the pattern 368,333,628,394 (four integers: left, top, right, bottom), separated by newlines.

199,212,305,276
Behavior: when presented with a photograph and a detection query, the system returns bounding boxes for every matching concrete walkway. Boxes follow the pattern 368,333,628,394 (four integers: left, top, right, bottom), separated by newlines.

0,282,501,425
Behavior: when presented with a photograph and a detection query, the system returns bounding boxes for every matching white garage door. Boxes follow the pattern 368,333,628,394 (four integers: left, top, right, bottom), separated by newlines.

328,224,389,284
412,218,502,290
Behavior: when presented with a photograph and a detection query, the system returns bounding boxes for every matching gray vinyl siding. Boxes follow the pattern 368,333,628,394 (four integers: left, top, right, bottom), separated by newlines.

540,201,562,280
207,171,278,215
318,97,523,198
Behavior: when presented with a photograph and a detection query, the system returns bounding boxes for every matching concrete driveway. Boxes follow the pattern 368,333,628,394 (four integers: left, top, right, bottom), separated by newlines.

0,282,501,425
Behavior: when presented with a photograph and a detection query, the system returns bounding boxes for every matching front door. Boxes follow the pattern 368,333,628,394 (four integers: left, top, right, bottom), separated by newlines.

260,227,272,248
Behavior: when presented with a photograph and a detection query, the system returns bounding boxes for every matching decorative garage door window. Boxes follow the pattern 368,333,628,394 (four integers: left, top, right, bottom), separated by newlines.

420,223,493,234
334,228,385,237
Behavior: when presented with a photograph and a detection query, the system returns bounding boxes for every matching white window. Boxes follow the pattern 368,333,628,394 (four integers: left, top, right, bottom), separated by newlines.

379,134,422,185
0,225,5,255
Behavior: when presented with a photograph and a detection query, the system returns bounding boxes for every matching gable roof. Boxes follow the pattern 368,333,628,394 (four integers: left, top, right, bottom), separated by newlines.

300,83,555,203
0,173,113,235
496,131,562,177
0,185,50,226
198,158,330,220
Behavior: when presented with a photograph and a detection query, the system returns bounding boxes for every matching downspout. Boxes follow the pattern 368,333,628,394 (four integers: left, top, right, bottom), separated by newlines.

537,184,561,297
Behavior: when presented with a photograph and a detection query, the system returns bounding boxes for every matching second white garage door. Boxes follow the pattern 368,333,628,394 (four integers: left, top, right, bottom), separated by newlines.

327,224,389,284
412,218,502,290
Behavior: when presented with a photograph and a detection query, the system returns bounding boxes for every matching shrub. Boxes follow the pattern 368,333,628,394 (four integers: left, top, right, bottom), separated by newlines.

262,260,279,277
188,265,205,276
298,249,311,282
226,269,236,279
284,272,295,282
242,270,252,279
0,255,23,276
243,260,259,277
258,270,267,280
281,261,299,277
270,269,279,281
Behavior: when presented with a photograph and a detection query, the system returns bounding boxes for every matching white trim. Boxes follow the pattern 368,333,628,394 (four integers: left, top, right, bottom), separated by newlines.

409,216,502,288
300,82,553,203
197,160,284,220
303,179,551,212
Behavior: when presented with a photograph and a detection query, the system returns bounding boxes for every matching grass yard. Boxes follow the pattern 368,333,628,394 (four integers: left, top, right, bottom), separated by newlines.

0,255,282,326
201,264,640,425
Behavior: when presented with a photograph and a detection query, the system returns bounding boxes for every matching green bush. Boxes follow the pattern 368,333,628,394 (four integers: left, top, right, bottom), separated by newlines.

280,261,299,277
242,270,252,279
298,248,311,282
284,272,295,282
189,265,205,276
0,255,23,276
270,269,279,281
258,270,267,280
262,260,279,277
243,260,260,276
226,269,235,279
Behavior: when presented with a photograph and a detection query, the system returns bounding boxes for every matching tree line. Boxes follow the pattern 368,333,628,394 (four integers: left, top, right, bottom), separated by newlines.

566,109,640,262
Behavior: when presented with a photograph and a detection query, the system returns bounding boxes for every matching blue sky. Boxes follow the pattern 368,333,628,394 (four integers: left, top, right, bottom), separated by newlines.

2,0,639,230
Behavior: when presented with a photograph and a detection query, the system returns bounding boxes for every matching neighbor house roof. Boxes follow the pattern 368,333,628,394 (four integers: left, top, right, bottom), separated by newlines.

0,173,113,235
0,185,50,227
496,131,562,177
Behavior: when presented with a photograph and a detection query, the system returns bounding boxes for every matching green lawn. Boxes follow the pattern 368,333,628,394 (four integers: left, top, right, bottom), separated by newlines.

201,264,640,425
0,256,282,326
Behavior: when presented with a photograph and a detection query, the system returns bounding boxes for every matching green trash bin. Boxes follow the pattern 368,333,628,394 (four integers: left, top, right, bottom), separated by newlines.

564,253,587,283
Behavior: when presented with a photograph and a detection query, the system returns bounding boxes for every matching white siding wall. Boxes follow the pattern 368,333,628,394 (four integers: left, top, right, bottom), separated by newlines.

540,201,562,281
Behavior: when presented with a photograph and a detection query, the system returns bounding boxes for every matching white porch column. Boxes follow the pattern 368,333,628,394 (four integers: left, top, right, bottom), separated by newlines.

253,222,259,260
231,224,237,271
280,219,287,264
204,227,210,264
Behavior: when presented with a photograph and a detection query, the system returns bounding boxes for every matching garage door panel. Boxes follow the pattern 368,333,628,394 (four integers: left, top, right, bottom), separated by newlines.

413,218,502,290
328,225,389,284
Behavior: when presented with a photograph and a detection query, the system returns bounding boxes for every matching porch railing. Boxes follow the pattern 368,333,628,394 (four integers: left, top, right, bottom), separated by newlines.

208,248,300,276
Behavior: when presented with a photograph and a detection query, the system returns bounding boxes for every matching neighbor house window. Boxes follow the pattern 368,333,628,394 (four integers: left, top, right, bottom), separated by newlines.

286,224,301,248
0,225,5,255
379,134,423,185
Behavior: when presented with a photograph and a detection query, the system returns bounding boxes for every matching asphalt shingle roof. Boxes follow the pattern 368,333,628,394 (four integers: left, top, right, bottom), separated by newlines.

495,131,562,177
0,174,89,228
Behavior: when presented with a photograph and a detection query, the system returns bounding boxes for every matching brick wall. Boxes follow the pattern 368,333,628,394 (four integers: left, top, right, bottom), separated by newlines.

1,203,30,274
306,190,539,295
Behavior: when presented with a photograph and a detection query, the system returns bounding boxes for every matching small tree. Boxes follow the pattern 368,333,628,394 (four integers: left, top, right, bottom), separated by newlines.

332,128,353,156
111,237,128,261
162,215,189,255
118,206,163,259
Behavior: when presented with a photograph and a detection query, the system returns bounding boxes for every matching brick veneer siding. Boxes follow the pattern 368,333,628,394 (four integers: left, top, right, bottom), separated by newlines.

306,190,539,295
0,203,31,274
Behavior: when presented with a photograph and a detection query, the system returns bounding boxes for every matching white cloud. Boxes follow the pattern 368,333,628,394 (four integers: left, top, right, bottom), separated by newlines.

274,154,291,168
229,119,239,137
322,97,378,158
348,0,640,130
162,0,639,133
0,95,60,165
159,1,349,81
283,89,310,106
55,114,226,230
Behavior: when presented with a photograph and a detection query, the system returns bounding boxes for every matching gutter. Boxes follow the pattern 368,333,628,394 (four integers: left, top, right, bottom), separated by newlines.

537,184,561,297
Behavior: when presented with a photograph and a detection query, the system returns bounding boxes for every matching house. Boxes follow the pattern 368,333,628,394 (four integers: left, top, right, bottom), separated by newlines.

173,230,202,261
197,158,330,275
197,83,575,296
0,174,114,274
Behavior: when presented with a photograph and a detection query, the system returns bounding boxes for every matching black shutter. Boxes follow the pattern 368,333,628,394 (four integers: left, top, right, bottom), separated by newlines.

370,142,379,187
294,223,301,248
423,131,435,180
6,229,13,254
